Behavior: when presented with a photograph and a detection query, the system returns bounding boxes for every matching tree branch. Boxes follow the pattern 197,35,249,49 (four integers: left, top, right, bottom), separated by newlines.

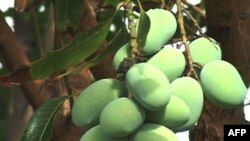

1,0,113,139
0,11,51,109
79,0,116,79
0,8,93,140
176,0,198,79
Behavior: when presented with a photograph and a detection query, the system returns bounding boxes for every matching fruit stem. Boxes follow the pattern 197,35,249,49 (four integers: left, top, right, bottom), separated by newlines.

175,0,198,79
63,75,74,108
124,1,141,58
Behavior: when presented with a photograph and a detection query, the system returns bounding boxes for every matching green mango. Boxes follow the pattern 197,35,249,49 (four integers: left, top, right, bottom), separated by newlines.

99,97,145,137
130,123,179,141
126,63,171,111
80,125,129,141
146,95,190,130
171,77,204,131
190,37,221,65
112,43,131,71
147,47,186,82
141,9,177,55
200,60,247,108
71,78,127,129
113,9,178,68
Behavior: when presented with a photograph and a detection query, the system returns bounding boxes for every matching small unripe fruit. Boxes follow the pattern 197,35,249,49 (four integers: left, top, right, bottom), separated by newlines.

99,97,145,137
171,77,204,131
80,125,129,141
146,95,190,130
189,37,221,65
141,9,177,55
126,63,171,111
71,79,127,129
200,60,247,108
112,43,130,71
148,47,186,82
130,123,179,141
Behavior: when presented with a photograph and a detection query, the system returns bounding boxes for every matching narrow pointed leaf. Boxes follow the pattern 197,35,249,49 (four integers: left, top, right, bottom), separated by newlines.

136,0,150,49
55,0,84,30
60,26,129,76
21,96,70,141
87,26,129,67
30,12,116,79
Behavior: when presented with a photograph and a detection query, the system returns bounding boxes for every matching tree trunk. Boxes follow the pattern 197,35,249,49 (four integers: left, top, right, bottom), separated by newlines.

191,0,250,140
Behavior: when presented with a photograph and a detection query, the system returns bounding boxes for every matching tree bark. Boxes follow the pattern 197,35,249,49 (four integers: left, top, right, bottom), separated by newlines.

191,0,250,140
79,0,116,80
1,0,115,140
0,11,50,109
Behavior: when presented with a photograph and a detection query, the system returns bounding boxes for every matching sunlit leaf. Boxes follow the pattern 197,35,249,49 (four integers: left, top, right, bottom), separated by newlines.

55,0,84,30
21,96,70,141
30,12,116,79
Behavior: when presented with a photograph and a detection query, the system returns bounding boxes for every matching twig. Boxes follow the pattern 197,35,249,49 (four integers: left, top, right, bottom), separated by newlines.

15,0,30,12
165,0,176,10
181,0,205,18
184,22,199,36
183,9,203,35
15,0,45,12
161,0,166,8
171,35,197,43
63,75,75,110
176,0,198,79
124,1,141,58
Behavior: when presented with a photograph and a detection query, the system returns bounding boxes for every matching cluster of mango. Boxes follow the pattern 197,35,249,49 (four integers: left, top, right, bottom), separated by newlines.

71,8,247,141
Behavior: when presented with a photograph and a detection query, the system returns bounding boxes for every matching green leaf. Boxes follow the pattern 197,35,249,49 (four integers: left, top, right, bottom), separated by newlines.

101,0,123,7
55,0,84,30
21,96,70,141
30,13,115,79
87,26,129,67
97,9,127,42
62,26,129,76
136,0,150,49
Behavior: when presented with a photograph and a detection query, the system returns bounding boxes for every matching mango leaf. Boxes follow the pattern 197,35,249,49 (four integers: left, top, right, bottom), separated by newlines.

98,9,127,42
60,26,129,76
21,96,70,141
101,0,123,7
87,26,129,67
55,0,84,30
136,0,150,49
30,12,116,79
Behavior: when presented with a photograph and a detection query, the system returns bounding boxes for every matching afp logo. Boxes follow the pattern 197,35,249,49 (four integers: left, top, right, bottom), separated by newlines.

224,125,250,140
